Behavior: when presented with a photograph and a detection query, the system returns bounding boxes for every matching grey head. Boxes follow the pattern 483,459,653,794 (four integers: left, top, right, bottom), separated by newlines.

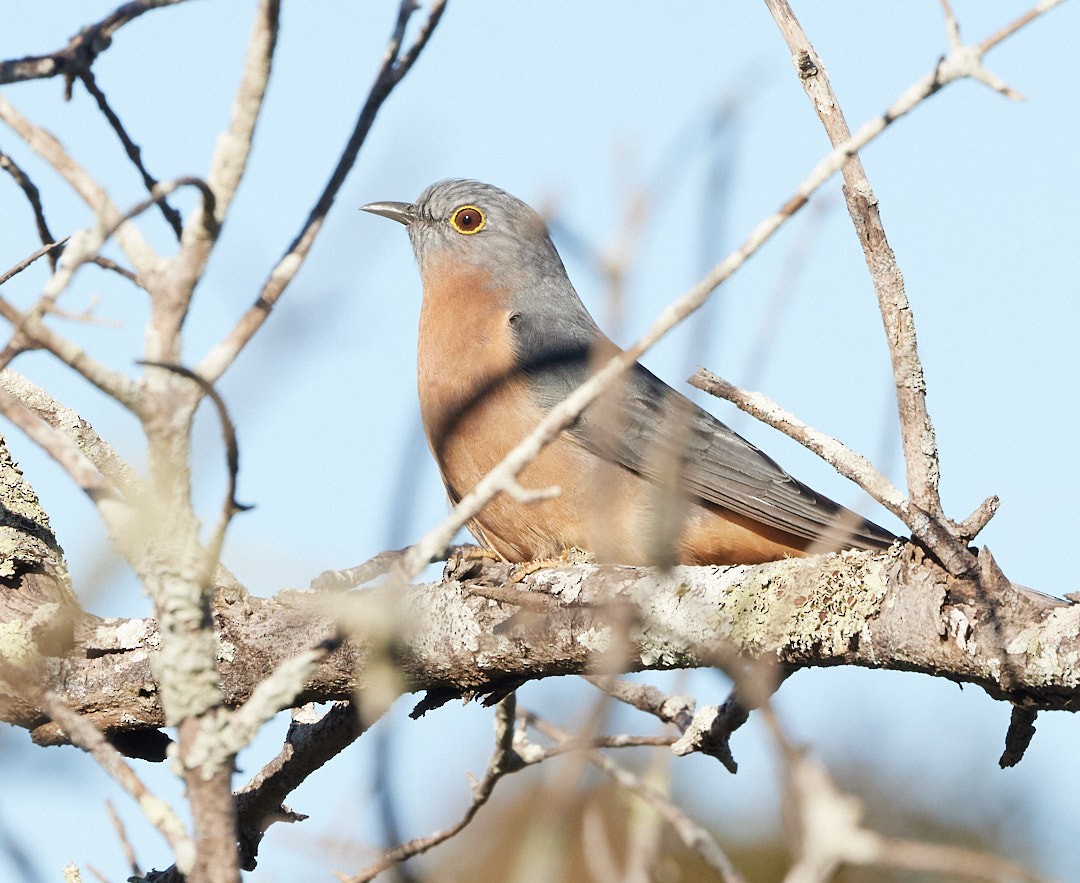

363,179,602,381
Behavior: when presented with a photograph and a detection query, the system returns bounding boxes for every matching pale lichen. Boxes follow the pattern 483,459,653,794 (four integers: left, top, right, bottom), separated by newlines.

782,551,890,659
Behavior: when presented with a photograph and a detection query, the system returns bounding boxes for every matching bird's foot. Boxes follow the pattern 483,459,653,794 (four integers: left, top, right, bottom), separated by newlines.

510,546,596,583
445,544,504,582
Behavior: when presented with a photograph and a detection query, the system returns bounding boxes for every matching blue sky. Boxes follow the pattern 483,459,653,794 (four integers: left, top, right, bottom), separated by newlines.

1,2,1078,880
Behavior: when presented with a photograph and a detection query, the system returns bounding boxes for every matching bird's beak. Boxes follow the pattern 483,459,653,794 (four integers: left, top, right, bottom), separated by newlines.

361,200,415,226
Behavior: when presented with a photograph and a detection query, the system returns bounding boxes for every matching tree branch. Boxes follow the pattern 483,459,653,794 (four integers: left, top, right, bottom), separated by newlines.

0,94,159,276
197,0,448,384
11,549,1077,753
760,0,1060,578
41,692,196,875
0,0,190,86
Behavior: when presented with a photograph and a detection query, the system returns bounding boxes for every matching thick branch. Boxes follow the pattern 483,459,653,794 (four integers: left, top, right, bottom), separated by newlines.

10,548,1077,750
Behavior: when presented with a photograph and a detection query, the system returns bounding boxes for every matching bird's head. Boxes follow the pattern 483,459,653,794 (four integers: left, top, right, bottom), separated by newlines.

362,179,569,290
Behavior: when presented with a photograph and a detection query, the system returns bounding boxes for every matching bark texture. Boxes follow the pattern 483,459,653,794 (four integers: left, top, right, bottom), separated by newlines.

4,533,1076,753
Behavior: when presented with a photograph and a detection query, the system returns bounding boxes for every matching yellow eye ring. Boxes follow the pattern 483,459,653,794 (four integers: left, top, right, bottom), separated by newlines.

449,205,485,234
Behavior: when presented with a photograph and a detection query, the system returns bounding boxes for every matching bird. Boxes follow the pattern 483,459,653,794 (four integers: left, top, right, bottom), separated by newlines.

362,179,895,566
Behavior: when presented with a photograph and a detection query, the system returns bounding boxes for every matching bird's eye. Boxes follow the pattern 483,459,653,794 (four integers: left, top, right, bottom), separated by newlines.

449,205,485,234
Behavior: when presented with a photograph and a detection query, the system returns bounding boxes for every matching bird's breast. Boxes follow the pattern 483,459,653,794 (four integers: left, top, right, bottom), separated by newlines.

414,257,649,560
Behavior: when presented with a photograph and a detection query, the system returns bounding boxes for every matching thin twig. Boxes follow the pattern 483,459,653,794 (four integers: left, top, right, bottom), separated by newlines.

0,289,142,408
0,239,67,288
77,68,184,239
760,0,1054,575
197,0,448,384
0,178,212,414
585,675,695,731
105,800,142,878
0,368,145,497
234,702,374,871
528,713,747,883
169,0,280,322
0,151,60,269
0,94,158,276
346,693,679,882
872,836,1054,883
42,692,196,874
0,0,191,85
687,367,979,568
940,0,962,48
955,495,1000,542
0,387,122,508
765,0,944,516
42,293,123,329
343,693,521,883
89,254,140,285
980,0,1065,54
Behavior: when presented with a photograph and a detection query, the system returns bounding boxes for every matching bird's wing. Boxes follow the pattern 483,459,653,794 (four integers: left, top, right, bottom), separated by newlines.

567,361,895,551
510,307,894,551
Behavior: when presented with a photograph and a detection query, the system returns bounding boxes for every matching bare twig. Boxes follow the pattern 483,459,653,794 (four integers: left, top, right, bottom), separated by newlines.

980,0,1065,53
0,151,60,268
39,177,214,318
0,290,142,407
687,367,982,568
234,702,374,871
343,693,521,883
777,746,1054,883
765,0,943,518
755,703,1054,883
940,0,962,48
527,731,675,758
999,705,1038,769
0,368,144,496
42,692,196,874
346,691,682,883
42,293,123,328
0,239,67,288
0,387,123,511
89,254,140,285
77,68,184,238
0,0,190,85
955,495,1000,542
106,800,142,878
528,713,747,883
760,0,1057,575
162,0,280,339
586,675,695,731
198,0,448,384
871,837,1054,883
0,95,158,276
309,542,487,591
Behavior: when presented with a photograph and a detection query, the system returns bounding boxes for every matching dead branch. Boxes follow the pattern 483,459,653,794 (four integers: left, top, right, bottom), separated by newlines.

528,712,747,883
7,547,1076,755
76,68,183,239
0,1,191,86
197,0,448,384
42,692,196,874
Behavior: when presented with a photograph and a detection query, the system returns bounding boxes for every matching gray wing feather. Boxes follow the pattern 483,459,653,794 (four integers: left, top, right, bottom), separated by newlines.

587,363,895,549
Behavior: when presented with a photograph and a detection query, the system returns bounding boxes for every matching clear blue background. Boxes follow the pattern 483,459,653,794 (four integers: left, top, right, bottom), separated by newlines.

1,2,1077,880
